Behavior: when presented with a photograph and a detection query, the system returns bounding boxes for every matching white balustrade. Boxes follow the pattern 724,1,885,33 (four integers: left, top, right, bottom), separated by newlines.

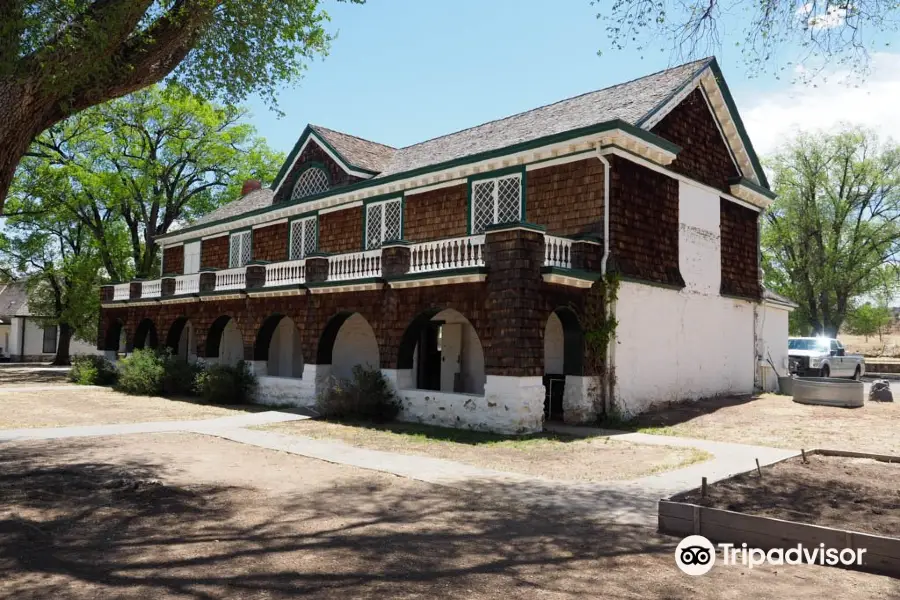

174,273,200,295
265,259,306,287
215,267,246,291
544,235,574,269
112,283,131,301
141,279,162,299
328,249,382,281
409,235,486,273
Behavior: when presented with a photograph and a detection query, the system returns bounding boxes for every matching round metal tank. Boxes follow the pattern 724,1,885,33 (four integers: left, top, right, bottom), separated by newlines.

792,377,865,408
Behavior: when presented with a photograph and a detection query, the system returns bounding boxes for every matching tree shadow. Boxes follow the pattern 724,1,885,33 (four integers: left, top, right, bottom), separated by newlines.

0,367,69,386
321,418,586,445
620,394,761,430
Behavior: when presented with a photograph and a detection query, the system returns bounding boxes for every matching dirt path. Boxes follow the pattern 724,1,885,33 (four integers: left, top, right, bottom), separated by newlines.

1,433,896,599
632,394,900,455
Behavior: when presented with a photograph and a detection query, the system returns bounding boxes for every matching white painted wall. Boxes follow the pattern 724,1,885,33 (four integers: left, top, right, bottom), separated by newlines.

0,323,9,357
219,319,244,366
267,317,304,377
332,313,380,380
4,317,100,359
757,303,791,392
430,309,485,395
613,182,756,416
177,321,197,362
544,312,564,374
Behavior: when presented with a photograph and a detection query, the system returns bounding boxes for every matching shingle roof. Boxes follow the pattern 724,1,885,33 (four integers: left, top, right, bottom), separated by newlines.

188,188,275,229
0,282,31,317
376,58,711,178
310,125,396,173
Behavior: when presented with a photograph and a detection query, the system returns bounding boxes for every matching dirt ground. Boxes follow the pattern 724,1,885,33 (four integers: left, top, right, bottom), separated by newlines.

0,366,70,386
1,433,896,599
264,420,710,482
677,454,900,537
0,385,264,429
631,393,900,455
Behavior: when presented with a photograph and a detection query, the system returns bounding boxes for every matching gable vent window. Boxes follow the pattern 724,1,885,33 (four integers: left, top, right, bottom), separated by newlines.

228,231,252,268
292,166,330,200
289,216,318,260
366,199,402,250
471,173,523,234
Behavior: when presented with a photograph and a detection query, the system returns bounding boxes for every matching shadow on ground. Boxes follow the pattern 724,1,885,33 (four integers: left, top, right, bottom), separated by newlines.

0,368,69,386
622,395,760,430
0,444,677,599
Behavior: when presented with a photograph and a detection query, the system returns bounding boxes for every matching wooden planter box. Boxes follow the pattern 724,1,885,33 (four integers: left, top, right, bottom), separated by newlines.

658,449,900,578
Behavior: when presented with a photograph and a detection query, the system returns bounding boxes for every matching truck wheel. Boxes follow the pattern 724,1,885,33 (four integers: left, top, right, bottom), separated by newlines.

820,365,830,378
854,366,861,381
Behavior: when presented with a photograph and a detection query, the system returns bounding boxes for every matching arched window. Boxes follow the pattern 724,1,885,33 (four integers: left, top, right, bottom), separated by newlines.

291,166,330,200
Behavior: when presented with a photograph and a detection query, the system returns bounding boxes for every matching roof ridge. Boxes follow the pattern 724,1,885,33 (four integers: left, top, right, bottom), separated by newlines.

310,124,398,150
395,57,714,153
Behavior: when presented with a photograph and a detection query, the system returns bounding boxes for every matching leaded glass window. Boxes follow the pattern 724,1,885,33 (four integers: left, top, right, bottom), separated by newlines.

366,199,402,249
289,217,318,260
291,167,330,200
470,173,523,234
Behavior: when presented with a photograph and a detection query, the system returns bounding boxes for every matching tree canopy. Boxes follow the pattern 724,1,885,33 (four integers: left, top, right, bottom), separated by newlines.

18,84,284,280
762,127,900,337
594,0,897,78
0,0,363,211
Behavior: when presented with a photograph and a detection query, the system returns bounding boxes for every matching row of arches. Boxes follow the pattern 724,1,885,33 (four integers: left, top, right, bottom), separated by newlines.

107,306,584,417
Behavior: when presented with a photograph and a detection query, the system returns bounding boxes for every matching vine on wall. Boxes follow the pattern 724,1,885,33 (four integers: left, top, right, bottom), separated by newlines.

582,271,620,418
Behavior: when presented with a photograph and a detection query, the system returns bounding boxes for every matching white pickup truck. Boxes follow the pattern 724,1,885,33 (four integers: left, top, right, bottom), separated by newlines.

788,337,866,380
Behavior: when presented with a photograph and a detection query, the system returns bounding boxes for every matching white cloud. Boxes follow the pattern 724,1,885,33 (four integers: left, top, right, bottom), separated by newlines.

742,53,900,156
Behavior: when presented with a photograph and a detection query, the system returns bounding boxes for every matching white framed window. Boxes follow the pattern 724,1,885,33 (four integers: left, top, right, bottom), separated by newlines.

184,241,201,274
228,231,252,268
470,173,523,234
289,216,318,260
291,166,330,200
366,198,402,249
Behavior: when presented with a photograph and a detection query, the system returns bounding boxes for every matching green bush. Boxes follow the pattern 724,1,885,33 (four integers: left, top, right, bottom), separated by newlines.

116,348,166,395
316,365,400,423
194,361,257,404
69,354,118,386
161,353,204,396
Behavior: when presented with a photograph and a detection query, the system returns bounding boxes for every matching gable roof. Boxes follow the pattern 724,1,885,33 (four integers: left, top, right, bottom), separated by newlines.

0,282,31,317
188,188,275,230
309,125,396,173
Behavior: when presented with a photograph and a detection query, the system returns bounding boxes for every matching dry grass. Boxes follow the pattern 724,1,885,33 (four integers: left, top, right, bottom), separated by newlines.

0,386,264,429
631,393,900,455
841,333,900,358
263,419,711,482
1,433,895,599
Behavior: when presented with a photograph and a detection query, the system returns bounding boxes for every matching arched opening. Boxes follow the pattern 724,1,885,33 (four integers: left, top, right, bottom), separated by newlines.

318,312,379,381
398,308,485,395
254,315,303,378
133,319,158,351
206,316,244,367
543,307,584,421
104,319,128,354
166,317,197,362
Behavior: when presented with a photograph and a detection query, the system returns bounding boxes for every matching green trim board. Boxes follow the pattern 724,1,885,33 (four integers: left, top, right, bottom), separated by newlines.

728,176,777,200
158,120,681,242
540,266,602,282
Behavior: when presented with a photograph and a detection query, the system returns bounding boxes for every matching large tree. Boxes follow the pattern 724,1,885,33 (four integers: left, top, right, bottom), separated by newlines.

762,127,900,337
594,0,897,76
20,84,283,279
0,0,362,212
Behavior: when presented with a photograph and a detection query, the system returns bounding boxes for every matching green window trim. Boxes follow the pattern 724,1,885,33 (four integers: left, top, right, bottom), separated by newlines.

467,166,527,234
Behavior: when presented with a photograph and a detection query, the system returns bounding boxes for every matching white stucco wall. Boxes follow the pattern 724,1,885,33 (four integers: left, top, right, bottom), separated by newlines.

757,303,791,391
267,317,304,378
0,323,10,357
431,309,485,395
544,312,564,375
613,182,756,416
219,319,244,367
332,313,380,380
255,375,317,408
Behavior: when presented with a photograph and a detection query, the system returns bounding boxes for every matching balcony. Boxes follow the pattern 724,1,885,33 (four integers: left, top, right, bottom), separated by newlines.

102,226,601,303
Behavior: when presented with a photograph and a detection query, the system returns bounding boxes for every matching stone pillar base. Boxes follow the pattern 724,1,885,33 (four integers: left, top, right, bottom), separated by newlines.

305,364,333,399
381,368,414,393
245,360,268,377
562,375,599,424
483,375,545,434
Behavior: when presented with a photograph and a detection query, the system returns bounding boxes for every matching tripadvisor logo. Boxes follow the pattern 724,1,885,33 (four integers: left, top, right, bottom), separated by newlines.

675,535,867,576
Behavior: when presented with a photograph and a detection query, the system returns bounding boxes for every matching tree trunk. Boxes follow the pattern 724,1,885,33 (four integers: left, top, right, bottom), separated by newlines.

52,323,74,366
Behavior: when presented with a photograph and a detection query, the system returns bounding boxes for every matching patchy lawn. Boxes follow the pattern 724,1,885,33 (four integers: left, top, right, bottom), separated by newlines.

0,386,265,429
677,454,900,537
262,419,711,482
1,433,896,599
0,366,70,386
629,393,900,455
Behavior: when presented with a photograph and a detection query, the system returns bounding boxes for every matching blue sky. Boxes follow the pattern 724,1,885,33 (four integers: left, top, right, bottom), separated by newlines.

242,0,800,156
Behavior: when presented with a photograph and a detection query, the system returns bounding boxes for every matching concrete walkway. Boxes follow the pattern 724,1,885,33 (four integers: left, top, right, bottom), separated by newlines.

0,410,798,526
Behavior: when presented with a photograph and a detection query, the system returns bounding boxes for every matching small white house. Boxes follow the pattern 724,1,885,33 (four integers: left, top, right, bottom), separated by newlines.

0,282,99,362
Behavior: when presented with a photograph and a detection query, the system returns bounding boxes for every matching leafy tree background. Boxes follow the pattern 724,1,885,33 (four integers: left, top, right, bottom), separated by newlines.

761,127,900,337
844,302,893,340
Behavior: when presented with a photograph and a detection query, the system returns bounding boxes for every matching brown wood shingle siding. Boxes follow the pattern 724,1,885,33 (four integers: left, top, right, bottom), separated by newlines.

252,222,288,263
526,159,605,237
318,206,363,254
200,236,229,270
720,198,760,299
162,245,184,275
404,185,468,242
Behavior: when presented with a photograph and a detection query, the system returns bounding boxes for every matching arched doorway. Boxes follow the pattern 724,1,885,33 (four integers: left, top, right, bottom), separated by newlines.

398,308,485,395
103,319,128,356
166,317,197,362
543,307,584,421
318,312,379,381
254,315,303,377
133,319,158,350
206,316,244,367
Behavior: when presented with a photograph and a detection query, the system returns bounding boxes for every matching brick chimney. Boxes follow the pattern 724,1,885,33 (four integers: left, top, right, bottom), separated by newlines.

241,179,262,196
